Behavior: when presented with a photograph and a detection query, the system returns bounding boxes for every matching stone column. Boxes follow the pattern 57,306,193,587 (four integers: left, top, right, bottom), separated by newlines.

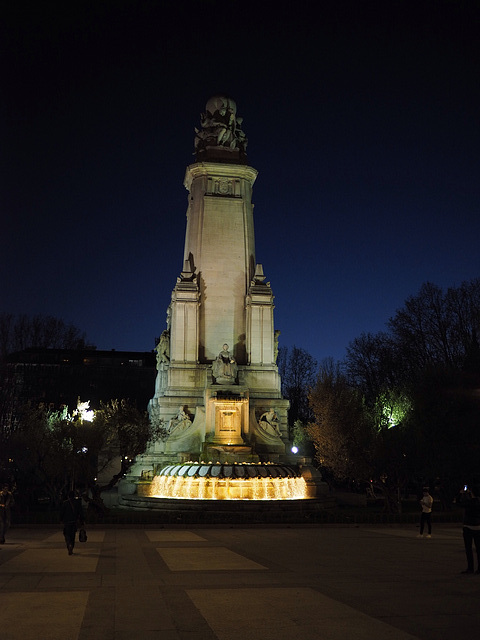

183,162,258,364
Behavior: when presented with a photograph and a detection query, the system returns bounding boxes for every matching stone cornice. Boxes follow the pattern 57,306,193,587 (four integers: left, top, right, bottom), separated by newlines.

184,162,258,191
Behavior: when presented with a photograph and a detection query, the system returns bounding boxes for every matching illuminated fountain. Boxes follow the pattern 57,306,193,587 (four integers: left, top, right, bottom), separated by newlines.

147,462,308,500
130,388,320,506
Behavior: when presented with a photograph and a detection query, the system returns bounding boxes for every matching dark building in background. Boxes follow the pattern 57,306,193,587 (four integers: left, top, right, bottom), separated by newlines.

0,348,156,424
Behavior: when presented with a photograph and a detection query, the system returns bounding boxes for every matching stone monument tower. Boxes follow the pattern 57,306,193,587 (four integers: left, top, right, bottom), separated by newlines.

141,95,290,473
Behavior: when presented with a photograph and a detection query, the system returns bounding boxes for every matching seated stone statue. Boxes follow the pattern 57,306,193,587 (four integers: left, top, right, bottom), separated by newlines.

212,344,238,384
168,406,192,436
258,409,282,437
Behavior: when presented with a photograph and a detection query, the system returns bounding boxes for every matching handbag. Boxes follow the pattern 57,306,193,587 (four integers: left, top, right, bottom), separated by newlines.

79,527,87,543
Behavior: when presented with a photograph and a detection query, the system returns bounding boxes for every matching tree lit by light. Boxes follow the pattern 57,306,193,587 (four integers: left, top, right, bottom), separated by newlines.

375,391,411,429
74,400,94,422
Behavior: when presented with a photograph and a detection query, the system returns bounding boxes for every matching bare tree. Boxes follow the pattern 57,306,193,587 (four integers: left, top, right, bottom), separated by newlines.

388,282,455,374
278,345,318,427
446,279,480,370
342,278,480,504
345,331,397,403
307,360,373,483
0,313,87,362
346,278,480,398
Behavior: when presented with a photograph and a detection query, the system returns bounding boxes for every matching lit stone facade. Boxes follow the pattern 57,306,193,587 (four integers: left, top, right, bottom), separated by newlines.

132,96,290,480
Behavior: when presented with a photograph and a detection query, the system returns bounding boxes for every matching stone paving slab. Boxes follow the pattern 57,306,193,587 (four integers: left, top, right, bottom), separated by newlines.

1,547,100,573
145,531,207,542
158,546,267,571
0,524,479,640
0,592,88,640
187,587,419,640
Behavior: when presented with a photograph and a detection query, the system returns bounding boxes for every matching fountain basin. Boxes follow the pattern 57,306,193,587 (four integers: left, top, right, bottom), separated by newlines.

146,462,308,500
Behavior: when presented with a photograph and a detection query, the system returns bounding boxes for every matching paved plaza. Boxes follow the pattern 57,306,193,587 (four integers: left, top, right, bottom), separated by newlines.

0,523,479,639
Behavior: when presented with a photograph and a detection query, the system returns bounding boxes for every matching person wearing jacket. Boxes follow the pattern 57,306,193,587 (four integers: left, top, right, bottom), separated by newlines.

418,487,434,538
0,485,15,544
458,485,480,574
60,490,85,555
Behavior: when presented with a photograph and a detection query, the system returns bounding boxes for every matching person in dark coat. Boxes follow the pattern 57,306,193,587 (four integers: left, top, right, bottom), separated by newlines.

458,485,480,574
60,490,85,555
0,485,15,544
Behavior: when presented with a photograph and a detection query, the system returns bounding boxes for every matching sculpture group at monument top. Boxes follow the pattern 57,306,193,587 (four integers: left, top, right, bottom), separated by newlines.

194,94,248,162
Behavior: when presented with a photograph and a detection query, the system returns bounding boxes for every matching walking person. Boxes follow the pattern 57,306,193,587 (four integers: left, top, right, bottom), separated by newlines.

417,487,433,538
458,485,480,574
60,490,85,555
0,485,15,544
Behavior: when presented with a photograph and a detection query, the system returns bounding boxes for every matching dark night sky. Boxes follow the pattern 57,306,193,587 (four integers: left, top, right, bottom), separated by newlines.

2,0,479,365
